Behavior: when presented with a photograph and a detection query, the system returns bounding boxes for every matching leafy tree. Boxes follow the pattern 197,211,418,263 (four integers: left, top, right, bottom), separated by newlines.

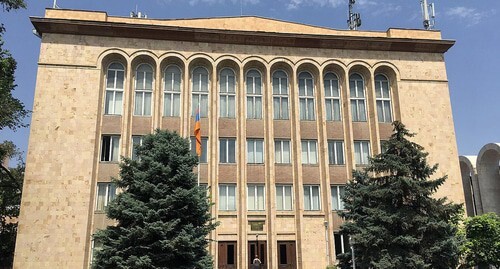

338,121,463,269
1,0,25,11
1,0,29,132
460,213,500,269
0,2,27,268
93,130,217,269
0,141,24,269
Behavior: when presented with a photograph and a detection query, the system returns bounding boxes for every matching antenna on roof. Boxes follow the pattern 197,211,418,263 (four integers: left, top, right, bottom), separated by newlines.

421,0,435,30
130,4,147,18
52,0,60,9
347,0,362,30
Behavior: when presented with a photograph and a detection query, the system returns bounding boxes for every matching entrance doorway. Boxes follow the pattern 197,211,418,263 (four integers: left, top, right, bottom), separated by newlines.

277,241,296,269
248,240,267,269
218,241,237,269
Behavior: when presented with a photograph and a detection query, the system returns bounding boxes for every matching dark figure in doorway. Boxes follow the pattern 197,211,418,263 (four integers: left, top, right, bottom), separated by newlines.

252,255,262,269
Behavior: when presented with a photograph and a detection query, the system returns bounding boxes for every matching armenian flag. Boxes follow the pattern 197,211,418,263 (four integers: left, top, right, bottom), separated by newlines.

194,108,202,156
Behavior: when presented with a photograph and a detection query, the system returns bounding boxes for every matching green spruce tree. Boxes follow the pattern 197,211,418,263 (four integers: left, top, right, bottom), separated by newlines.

338,121,462,269
93,130,216,269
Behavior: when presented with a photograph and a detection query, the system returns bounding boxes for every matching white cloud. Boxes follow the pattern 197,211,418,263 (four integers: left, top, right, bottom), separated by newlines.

285,0,344,10
446,6,495,26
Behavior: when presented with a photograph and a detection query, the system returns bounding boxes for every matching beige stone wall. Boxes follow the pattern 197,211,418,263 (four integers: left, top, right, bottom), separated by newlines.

44,9,442,40
14,65,101,268
17,12,463,269
398,80,464,204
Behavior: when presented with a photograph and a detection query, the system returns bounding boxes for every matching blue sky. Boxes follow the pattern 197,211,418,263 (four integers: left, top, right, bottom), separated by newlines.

1,0,499,161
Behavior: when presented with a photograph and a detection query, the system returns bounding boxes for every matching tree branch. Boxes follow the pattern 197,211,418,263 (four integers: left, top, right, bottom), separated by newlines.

0,164,21,189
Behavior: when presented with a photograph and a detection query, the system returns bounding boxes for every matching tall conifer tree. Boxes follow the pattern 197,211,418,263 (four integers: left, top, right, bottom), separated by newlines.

338,121,462,269
93,130,216,269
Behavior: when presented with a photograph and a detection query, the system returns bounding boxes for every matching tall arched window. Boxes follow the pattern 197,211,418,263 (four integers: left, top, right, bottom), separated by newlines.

134,64,153,116
246,69,262,119
192,67,209,117
272,70,289,120
104,62,124,115
163,65,181,117
298,72,315,120
324,72,341,121
349,74,366,122
374,74,392,123
219,68,236,118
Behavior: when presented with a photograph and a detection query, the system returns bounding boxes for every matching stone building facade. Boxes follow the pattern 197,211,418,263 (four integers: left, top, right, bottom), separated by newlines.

15,8,464,269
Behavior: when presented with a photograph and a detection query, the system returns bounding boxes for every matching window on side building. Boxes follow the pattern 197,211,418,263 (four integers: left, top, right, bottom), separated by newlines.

101,135,120,162
275,139,291,164
276,184,293,211
298,71,315,120
303,185,321,210
354,140,370,165
328,140,345,165
219,68,236,118
246,69,262,119
272,70,289,120
190,137,208,163
134,64,154,116
220,138,236,164
131,135,143,161
334,232,350,257
375,74,393,123
324,72,341,121
349,73,366,122
192,67,209,117
219,184,236,211
163,65,181,117
96,182,117,211
247,139,264,164
331,185,346,211
247,184,265,211
104,62,125,115
301,140,318,165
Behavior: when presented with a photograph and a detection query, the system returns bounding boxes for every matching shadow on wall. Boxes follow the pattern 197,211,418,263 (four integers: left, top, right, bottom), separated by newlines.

459,143,500,217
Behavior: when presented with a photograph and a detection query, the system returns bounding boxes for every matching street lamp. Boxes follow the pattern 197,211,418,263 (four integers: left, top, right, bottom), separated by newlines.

256,234,259,260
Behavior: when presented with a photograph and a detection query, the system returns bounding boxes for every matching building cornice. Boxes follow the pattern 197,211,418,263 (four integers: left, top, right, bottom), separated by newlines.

30,17,455,53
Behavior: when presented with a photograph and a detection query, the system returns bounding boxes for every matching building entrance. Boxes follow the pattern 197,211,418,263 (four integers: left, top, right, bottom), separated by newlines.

218,241,237,269
248,240,267,269
277,241,296,269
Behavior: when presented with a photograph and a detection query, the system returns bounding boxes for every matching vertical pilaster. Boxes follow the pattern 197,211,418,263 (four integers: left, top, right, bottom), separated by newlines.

264,64,277,269
367,70,381,155
290,67,305,269
153,61,162,131
210,63,219,269
316,70,335,266
237,66,249,269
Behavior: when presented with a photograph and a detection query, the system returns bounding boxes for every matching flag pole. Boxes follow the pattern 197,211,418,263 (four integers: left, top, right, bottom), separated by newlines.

196,102,201,187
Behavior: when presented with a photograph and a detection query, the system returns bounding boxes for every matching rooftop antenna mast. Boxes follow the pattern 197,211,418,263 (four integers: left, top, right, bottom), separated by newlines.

130,4,147,18
421,0,435,30
348,0,361,30
52,0,59,8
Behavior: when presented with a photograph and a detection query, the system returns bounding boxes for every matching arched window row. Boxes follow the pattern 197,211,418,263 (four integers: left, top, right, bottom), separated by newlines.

103,61,395,124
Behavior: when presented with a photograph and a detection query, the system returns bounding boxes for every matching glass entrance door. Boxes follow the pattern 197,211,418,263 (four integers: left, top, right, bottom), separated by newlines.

218,241,237,269
248,240,267,269
277,241,296,269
